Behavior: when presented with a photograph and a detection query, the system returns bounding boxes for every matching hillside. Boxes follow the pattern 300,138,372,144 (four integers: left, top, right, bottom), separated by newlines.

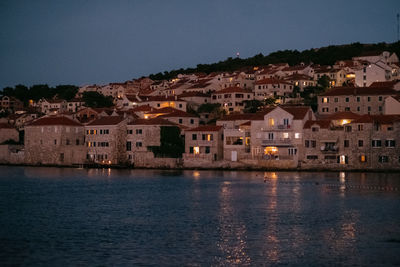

149,41,400,80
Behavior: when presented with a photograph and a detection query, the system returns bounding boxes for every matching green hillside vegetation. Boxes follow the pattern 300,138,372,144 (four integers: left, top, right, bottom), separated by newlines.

149,42,400,80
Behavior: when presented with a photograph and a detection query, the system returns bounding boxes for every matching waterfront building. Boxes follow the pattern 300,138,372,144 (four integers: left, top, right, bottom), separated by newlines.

0,123,19,143
24,116,86,165
85,116,128,165
183,125,224,164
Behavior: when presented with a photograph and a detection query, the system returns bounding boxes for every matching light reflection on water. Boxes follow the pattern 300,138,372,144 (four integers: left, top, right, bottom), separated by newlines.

0,166,399,266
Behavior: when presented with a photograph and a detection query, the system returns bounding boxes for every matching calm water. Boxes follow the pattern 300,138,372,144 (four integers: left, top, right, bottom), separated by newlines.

0,167,399,266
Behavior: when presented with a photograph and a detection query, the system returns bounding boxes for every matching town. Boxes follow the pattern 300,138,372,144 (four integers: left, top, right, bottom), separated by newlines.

1,49,400,170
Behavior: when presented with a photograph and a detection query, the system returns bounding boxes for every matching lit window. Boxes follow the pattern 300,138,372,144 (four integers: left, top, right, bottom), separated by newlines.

360,155,366,162
295,133,300,139
194,147,200,154
283,132,289,139
322,97,328,103
268,118,274,126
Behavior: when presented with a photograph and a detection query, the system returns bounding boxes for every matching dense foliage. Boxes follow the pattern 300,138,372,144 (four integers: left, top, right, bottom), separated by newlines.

1,84,78,106
148,126,185,158
82,91,114,108
149,42,400,80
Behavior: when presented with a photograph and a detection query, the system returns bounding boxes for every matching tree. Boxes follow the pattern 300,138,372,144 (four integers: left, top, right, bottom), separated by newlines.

243,100,263,113
55,85,79,100
82,91,113,108
264,97,277,105
317,75,330,90
148,126,184,158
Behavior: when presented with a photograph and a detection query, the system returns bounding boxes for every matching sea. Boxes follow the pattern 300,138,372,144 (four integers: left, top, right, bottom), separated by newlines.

0,166,399,266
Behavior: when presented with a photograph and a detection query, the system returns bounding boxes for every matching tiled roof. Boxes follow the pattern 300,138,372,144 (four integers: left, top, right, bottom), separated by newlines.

145,107,180,115
159,110,197,118
212,87,251,94
178,92,209,98
352,114,400,124
219,113,266,121
283,74,314,81
131,105,153,112
87,116,125,126
140,96,184,102
303,120,331,129
281,65,309,71
369,81,398,88
185,125,223,132
281,106,312,120
28,116,82,126
255,78,292,85
0,123,15,129
323,111,361,120
128,117,177,126
319,87,398,96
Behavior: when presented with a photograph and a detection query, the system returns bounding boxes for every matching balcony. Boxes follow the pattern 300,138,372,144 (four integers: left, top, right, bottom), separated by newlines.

262,138,293,146
261,125,291,131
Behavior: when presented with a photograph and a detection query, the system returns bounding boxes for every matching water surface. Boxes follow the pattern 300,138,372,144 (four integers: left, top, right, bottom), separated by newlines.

0,166,399,266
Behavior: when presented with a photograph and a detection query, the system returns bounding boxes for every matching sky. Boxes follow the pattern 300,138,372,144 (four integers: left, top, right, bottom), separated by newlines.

0,0,399,89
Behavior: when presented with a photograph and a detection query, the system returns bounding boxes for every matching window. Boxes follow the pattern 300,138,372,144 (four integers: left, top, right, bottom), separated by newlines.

357,106,360,112
189,147,194,154
368,106,371,112
127,130,133,134
345,97,349,102
378,156,389,163
305,140,310,148
358,140,363,147
135,142,142,147
356,96,360,102
379,106,382,112
193,146,200,154
358,124,363,131
345,126,352,132
378,96,382,101
372,140,382,147
192,134,197,140
367,97,371,102
312,127,319,132
311,140,316,148
295,133,300,139
268,118,274,126
360,155,367,162
268,133,274,140
66,139,70,145
306,155,318,160
385,140,396,147
54,139,57,145
283,118,289,125
76,139,80,146
136,129,142,134
322,97,329,103
126,141,132,151
288,148,297,155
205,146,210,154
345,107,350,111
334,98,338,103
190,119,194,124
344,140,349,147
179,104,183,108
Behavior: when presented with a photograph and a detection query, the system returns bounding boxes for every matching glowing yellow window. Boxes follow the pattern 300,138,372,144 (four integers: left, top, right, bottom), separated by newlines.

322,97,328,103
268,118,275,126
360,155,366,162
194,147,200,154
283,132,289,139
341,119,350,125
264,146,278,155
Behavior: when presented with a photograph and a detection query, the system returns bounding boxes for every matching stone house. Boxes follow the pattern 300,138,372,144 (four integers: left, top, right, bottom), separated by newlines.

85,116,128,165
24,116,86,165
159,110,199,128
138,95,187,112
301,114,400,170
250,106,314,167
318,86,399,115
38,98,67,115
211,86,254,113
0,123,19,143
183,125,224,163
126,118,179,165
254,78,293,100
0,96,24,112
384,95,400,115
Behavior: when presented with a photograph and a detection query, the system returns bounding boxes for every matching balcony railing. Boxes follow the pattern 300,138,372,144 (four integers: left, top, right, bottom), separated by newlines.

262,138,293,146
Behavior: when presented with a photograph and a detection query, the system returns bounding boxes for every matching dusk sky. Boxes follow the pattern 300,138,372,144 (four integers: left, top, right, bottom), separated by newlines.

1,0,399,89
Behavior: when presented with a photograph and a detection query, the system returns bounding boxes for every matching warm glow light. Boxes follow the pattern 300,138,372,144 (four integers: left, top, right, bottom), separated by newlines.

341,119,350,125
264,146,278,155
194,147,200,154
283,132,289,139
340,155,346,165
295,133,300,139
193,171,200,178
360,155,366,162
269,118,275,126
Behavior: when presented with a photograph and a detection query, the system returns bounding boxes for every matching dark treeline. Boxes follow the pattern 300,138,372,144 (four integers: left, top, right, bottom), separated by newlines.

149,42,400,80
1,84,78,106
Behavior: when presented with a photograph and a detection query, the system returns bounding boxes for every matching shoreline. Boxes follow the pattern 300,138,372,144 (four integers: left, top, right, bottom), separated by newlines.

2,163,400,173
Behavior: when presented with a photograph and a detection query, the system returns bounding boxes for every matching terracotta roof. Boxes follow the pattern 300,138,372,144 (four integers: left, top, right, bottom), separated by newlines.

145,107,180,115
369,81,398,88
240,121,251,126
28,116,82,126
178,92,209,98
219,113,266,121
281,106,312,120
283,74,314,81
212,87,251,94
323,111,361,120
320,87,398,96
185,125,223,132
87,116,125,126
281,65,309,72
131,105,153,112
255,78,292,85
303,120,331,129
140,96,184,102
0,123,15,129
128,117,177,126
159,110,197,118
352,114,400,124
